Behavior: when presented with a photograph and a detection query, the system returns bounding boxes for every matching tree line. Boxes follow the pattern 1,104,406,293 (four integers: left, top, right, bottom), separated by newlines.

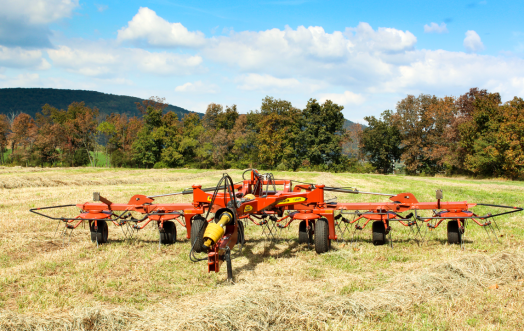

0,96,354,172
1,88,522,179
360,88,524,179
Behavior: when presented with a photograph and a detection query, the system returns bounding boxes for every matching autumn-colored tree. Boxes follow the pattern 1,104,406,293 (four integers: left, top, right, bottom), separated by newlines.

435,88,489,172
496,97,524,179
10,113,37,166
33,105,64,166
135,96,169,115
392,94,440,174
64,102,99,166
421,96,457,172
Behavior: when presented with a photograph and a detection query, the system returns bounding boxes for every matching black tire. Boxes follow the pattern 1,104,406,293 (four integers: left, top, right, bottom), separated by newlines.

298,220,313,244
372,221,386,246
190,216,207,253
159,221,176,245
90,220,108,244
447,220,462,245
314,218,331,254
236,221,245,245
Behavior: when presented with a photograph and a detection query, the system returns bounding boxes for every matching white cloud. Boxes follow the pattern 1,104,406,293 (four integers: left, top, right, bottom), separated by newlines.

319,91,365,106
0,46,50,70
175,81,219,94
236,74,300,91
0,0,79,48
117,7,206,48
202,22,416,89
463,30,484,52
424,22,448,33
48,45,204,77
344,23,417,53
372,50,524,98
1,0,79,24
3,5,520,122
0,73,40,88
107,13,524,118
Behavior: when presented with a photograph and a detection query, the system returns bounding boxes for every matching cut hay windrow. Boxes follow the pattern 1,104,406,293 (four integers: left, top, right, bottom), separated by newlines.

1,251,522,331
0,169,223,189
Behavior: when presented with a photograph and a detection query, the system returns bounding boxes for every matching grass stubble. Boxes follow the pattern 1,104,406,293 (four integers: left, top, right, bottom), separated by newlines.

0,167,523,330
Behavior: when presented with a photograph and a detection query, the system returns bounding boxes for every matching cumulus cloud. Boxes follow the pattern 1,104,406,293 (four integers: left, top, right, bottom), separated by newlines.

463,30,485,52
0,0,79,48
319,91,365,106
201,22,417,88
117,7,206,48
0,46,50,70
424,22,448,33
4,5,521,122
372,50,524,99
1,0,79,25
344,23,417,53
109,11,524,115
48,45,204,77
175,81,219,94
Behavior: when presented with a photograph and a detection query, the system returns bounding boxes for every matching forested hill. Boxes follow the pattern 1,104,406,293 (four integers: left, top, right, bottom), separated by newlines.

0,88,196,119
0,87,360,127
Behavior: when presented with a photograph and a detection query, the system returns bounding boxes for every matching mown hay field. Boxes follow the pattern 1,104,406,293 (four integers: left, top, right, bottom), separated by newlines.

1,167,524,330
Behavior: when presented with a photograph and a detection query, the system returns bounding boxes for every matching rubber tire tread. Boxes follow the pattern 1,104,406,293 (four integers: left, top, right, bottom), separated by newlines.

236,221,245,245
90,220,109,244
190,216,207,253
314,219,330,254
372,221,386,246
298,221,312,244
447,220,461,245
159,221,176,245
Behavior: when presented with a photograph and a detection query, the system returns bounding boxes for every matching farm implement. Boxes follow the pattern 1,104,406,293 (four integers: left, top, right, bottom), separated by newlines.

30,169,522,279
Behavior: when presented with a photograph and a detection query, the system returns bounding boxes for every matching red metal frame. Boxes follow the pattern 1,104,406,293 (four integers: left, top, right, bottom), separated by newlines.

31,169,522,278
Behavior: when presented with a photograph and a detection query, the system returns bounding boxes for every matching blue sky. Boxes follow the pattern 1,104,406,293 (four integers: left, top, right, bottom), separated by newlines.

1,0,523,122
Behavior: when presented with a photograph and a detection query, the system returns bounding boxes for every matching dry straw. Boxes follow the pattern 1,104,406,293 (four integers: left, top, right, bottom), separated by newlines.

0,169,223,189
1,251,523,331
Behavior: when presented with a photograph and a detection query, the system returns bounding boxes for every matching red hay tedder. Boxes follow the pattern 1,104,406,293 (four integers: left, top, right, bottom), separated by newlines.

31,169,523,280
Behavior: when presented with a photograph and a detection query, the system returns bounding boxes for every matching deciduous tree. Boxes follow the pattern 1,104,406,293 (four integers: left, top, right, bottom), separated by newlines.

361,110,402,174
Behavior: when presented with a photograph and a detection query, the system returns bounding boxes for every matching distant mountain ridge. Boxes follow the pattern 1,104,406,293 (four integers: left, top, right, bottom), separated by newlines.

0,88,196,119
0,88,361,127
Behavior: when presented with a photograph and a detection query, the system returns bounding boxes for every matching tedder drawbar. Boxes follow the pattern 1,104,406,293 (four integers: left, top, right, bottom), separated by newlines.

31,169,522,280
